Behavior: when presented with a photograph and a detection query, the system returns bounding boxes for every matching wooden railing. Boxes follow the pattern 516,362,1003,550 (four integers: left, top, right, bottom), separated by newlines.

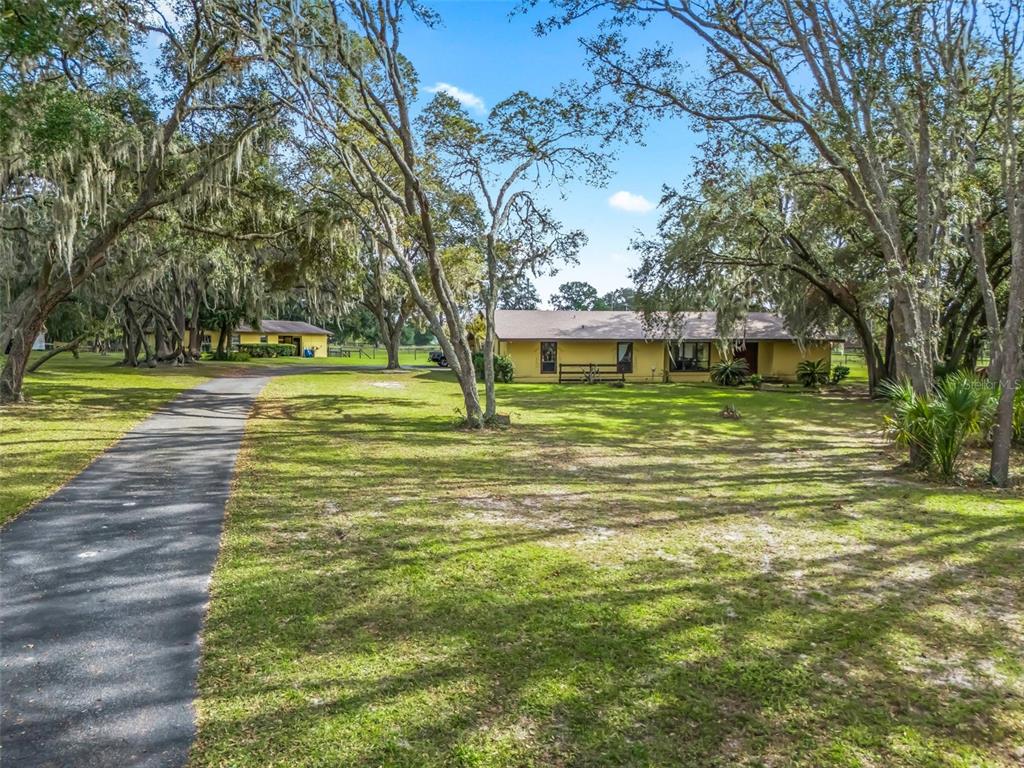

558,363,626,384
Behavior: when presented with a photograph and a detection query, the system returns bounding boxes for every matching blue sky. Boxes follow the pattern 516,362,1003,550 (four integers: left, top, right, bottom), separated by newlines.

402,1,705,305
143,2,706,305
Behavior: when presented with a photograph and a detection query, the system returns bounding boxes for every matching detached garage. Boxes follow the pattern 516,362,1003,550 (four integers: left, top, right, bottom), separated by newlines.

203,320,331,358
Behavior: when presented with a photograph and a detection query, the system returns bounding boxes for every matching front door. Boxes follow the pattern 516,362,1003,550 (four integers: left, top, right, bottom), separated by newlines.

737,342,759,374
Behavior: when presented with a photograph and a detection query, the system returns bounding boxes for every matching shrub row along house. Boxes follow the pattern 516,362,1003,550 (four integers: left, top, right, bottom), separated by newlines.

495,310,837,383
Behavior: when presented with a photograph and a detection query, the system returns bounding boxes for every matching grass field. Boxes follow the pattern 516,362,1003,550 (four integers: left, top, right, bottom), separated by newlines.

234,349,439,367
0,353,218,523
192,371,1023,767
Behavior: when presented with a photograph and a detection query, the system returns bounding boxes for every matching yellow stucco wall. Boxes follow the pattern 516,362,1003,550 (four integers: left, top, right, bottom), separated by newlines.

186,329,329,357
499,340,665,383
499,339,832,383
759,341,831,379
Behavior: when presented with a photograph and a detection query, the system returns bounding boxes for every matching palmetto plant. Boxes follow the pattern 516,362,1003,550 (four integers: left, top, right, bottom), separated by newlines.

710,358,750,386
881,372,997,479
796,358,830,387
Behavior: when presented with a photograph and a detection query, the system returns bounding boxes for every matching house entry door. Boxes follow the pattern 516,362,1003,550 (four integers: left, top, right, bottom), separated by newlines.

737,342,759,374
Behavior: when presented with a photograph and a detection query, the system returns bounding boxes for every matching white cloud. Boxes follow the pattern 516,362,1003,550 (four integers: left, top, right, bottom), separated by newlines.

426,82,486,114
608,190,655,214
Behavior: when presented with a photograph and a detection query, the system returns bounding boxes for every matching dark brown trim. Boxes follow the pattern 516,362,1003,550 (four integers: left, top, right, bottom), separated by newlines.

540,341,557,374
616,341,634,374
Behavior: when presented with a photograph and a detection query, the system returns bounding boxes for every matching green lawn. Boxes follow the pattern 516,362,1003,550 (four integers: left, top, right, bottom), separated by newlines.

192,371,1023,767
834,349,869,384
0,353,219,523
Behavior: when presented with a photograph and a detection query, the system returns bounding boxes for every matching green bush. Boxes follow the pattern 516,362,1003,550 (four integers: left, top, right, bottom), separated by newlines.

710,358,749,386
881,372,996,479
830,365,850,384
238,343,297,358
472,352,514,383
748,373,765,390
796,358,830,388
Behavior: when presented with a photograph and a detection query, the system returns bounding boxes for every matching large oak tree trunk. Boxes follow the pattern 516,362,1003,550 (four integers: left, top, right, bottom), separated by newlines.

384,329,402,369
0,311,45,403
0,271,61,403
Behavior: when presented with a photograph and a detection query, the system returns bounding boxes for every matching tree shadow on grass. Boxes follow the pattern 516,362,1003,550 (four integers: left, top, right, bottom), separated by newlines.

191,375,1023,767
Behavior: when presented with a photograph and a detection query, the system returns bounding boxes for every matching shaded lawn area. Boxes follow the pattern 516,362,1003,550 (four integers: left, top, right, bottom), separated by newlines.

0,353,219,523
193,371,1024,767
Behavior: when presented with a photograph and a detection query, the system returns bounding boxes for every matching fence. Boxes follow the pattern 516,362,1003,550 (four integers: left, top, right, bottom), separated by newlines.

326,345,440,361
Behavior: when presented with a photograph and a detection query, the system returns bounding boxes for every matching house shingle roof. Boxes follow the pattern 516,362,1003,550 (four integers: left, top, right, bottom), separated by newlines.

494,310,838,342
236,320,331,335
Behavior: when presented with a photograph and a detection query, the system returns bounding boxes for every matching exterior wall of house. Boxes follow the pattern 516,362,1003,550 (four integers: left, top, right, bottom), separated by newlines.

663,344,724,383
759,341,831,380
500,339,665,382
185,329,330,357
500,338,832,383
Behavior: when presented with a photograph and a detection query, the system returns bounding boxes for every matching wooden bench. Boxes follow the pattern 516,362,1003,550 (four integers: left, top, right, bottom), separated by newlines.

558,363,626,384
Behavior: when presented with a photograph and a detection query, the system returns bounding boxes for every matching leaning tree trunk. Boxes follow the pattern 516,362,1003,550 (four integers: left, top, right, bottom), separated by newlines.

0,280,55,403
27,333,87,373
388,240,483,426
0,312,45,403
848,312,886,397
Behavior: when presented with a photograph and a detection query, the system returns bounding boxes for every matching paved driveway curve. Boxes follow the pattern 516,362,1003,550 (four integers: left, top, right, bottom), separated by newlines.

1,374,271,768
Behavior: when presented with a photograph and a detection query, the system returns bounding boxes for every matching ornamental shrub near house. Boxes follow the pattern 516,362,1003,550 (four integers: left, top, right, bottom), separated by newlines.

710,358,749,386
830,365,850,384
796,359,830,388
238,343,298,358
472,352,515,383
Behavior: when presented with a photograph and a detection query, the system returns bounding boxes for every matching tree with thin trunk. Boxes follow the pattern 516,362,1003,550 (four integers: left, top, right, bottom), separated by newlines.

220,0,500,425
360,237,413,370
983,3,1024,486
421,91,599,419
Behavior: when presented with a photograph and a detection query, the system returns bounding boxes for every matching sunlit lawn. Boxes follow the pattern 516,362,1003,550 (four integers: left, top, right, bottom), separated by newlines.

193,370,1024,767
0,353,220,523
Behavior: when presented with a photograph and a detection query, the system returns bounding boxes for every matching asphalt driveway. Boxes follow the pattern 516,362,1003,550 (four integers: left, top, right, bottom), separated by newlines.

1,374,270,767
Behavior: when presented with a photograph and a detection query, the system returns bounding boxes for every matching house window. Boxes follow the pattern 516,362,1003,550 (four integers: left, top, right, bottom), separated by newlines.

259,335,268,344
540,341,557,374
668,341,711,372
616,342,634,374
230,333,240,348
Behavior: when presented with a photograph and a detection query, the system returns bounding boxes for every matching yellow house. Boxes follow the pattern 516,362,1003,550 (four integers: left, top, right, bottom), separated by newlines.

202,320,331,358
495,310,836,383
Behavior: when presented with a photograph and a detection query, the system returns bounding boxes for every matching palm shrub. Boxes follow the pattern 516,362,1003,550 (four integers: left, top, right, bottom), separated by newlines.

796,358,830,387
881,372,996,479
710,358,749,386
